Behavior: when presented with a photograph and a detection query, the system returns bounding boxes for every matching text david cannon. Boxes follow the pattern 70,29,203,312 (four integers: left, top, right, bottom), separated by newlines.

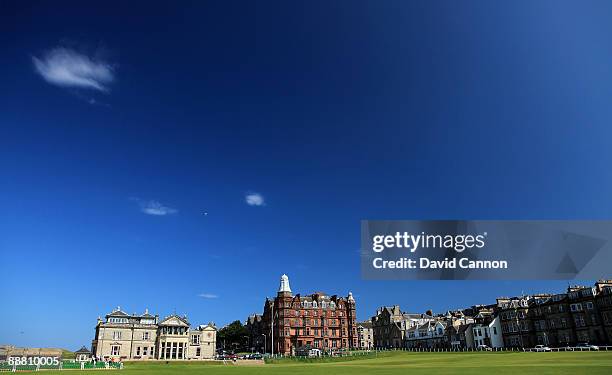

372,257,508,269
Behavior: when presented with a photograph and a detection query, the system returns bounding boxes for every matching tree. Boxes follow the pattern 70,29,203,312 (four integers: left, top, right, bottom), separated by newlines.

217,320,250,352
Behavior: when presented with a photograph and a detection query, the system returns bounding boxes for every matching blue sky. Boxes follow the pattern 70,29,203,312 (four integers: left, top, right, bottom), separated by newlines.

2,1,612,349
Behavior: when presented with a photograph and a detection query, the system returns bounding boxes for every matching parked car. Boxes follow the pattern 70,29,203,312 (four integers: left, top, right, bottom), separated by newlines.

533,345,551,352
476,345,492,351
576,343,599,350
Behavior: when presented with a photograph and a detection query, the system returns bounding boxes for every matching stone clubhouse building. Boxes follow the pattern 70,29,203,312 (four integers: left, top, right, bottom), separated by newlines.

91,307,216,360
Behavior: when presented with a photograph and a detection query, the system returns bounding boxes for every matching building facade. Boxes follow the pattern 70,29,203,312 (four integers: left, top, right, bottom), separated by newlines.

596,281,612,343
534,292,574,347
567,285,606,344
257,274,357,355
371,306,408,348
471,311,504,349
497,281,612,348
497,296,534,348
356,321,373,349
405,320,447,348
245,314,265,353
92,307,216,360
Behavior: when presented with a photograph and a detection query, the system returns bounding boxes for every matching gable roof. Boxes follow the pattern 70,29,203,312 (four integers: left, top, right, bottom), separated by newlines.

159,314,190,326
75,346,91,354
107,309,129,317
196,323,217,331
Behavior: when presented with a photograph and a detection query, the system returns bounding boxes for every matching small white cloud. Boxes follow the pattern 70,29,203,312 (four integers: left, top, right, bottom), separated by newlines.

32,47,114,92
245,192,265,206
139,200,178,216
198,293,218,299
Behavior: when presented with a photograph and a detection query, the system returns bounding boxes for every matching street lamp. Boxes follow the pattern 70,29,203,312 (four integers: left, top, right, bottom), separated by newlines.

271,303,274,356
260,334,267,354
242,335,250,353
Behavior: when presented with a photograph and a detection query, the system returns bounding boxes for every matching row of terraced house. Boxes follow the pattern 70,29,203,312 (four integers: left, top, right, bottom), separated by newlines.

371,280,612,349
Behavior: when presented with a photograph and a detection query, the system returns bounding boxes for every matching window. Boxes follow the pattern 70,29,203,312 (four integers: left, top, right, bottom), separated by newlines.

574,315,585,327
492,327,497,335
586,302,594,310
143,332,150,340
113,331,122,340
111,346,120,356
196,348,201,356
136,347,141,356
143,347,148,356
571,304,583,312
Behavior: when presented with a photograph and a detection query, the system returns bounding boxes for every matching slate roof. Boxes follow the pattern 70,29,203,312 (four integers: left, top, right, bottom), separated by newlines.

75,346,91,354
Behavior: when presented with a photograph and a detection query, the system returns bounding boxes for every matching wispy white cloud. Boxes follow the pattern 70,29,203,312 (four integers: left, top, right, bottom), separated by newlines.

132,198,178,216
32,47,114,92
245,192,265,206
198,293,218,299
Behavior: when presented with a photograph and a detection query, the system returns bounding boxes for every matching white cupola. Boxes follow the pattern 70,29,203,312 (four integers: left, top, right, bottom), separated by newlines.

278,274,292,293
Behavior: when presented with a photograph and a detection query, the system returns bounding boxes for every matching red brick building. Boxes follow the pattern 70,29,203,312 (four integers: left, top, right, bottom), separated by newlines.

259,274,357,355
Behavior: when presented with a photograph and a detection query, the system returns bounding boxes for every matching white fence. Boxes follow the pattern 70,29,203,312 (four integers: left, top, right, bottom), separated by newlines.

373,345,612,352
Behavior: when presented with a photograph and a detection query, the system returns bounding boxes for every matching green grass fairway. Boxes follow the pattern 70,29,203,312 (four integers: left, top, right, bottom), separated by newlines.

50,351,612,374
